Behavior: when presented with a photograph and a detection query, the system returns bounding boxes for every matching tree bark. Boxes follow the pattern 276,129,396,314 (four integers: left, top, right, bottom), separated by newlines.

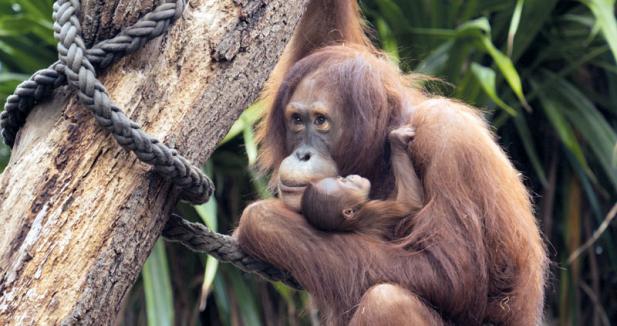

0,0,308,324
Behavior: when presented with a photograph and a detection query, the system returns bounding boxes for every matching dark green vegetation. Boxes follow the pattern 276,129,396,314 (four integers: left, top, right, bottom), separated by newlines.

1,0,615,324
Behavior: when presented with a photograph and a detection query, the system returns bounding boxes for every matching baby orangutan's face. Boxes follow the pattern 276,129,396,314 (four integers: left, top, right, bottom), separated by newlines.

313,175,371,204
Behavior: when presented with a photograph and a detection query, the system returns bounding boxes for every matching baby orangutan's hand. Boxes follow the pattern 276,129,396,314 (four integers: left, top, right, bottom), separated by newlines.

389,126,416,149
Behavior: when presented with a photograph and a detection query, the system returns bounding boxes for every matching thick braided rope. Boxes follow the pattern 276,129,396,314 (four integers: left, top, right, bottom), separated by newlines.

1,1,187,147
1,0,293,287
163,214,301,289
51,0,213,203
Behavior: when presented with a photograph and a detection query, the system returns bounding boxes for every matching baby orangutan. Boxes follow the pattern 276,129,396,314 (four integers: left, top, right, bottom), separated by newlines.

301,126,424,237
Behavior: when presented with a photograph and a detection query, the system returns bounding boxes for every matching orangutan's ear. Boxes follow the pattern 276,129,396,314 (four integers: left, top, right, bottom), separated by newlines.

342,208,355,219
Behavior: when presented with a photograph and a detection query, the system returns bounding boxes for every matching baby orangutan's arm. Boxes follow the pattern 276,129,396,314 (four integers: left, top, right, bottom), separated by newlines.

388,126,424,210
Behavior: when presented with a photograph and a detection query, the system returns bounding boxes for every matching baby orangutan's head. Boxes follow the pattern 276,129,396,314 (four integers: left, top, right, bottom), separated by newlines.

301,175,371,232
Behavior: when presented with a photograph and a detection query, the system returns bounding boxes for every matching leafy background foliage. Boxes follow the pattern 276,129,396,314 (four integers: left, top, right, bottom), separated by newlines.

1,0,616,325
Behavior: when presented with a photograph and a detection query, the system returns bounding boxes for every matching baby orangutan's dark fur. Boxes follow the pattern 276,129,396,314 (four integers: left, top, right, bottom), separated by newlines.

235,0,548,325
301,183,412,238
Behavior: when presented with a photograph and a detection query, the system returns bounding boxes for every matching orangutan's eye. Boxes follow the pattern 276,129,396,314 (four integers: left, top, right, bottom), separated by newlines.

314,115,327,125
291,113,303,125
313,114,330,132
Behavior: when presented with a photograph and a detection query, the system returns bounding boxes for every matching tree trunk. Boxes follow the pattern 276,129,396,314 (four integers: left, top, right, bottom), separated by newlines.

0,0,308,324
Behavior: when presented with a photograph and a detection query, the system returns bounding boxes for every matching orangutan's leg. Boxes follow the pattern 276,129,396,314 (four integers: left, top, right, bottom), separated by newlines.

349,283,445,326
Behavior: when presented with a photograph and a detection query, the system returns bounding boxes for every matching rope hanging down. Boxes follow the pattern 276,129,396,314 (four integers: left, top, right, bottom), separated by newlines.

1,0,297,287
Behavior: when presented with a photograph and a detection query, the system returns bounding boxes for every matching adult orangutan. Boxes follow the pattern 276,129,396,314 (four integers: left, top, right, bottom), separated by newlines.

234,0,547,325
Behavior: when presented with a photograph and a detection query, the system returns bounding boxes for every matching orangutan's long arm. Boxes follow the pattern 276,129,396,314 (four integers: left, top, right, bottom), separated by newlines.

388,127,424,210
266,0,375,95
402,98,547,325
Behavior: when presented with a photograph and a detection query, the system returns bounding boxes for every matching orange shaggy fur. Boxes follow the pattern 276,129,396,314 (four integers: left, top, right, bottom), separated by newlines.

236,1,548,325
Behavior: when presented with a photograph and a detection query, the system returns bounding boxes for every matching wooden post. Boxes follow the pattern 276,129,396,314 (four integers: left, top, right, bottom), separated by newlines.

0,0,308,324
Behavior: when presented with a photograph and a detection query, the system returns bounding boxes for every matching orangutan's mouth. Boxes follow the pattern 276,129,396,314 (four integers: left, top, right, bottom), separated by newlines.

278,182,307,194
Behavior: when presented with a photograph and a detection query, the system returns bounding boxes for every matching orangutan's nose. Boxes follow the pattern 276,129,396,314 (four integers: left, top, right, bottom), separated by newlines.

295,147,313,162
